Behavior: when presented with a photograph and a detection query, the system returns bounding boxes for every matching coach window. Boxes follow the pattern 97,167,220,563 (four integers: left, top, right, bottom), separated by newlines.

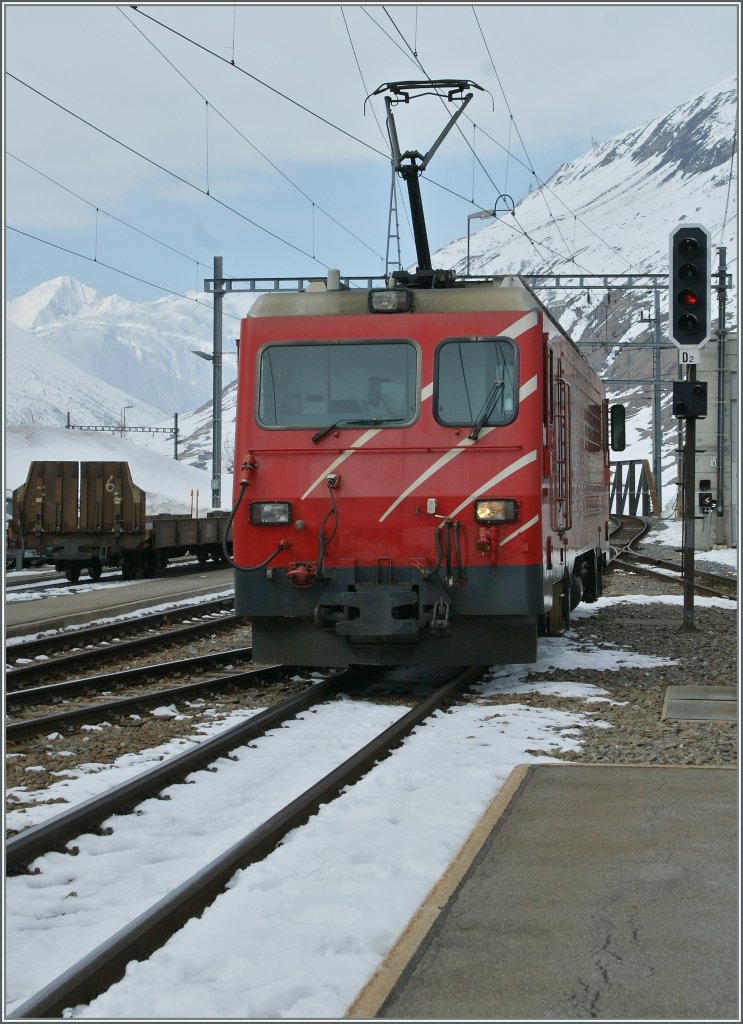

434,337,518,427
257,340,418,428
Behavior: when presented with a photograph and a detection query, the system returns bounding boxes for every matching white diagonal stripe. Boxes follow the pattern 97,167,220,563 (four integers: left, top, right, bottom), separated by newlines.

447,449,538,520
519,374,537,401
301,381,433,500
508,310,539,338
499,514,540,546
379,373,538,523
302,429,380,499
378,430,493,522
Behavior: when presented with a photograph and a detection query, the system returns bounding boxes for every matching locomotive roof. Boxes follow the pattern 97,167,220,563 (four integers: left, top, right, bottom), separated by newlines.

246,275,582,352
249,276,533,317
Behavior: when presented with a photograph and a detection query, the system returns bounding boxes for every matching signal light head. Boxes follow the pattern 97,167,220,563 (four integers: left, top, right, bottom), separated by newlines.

679,262,699,283
678,313,699,333
678,237,700,258
669,224,711,349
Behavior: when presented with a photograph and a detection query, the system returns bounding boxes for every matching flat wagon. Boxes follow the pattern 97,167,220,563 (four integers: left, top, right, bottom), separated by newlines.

7,460,230,581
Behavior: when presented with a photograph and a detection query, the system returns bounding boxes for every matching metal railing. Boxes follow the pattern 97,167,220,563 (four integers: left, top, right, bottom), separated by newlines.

610,459,658,516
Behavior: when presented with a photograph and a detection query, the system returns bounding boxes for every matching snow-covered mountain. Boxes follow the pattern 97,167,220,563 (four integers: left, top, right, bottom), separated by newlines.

4,75,737,507
6,276,250,414
437,75,737,285
5,321,169,430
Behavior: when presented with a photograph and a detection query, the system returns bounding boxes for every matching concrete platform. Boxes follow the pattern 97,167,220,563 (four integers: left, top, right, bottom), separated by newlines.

348,764,739,1021
5,569,234,638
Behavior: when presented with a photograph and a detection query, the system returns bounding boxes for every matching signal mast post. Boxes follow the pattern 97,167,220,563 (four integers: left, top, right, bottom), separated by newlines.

668,223,712,630
678,370,704,628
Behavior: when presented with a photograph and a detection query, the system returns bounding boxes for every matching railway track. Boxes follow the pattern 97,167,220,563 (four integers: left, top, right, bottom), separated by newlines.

5,598,236,676
7,665,481,1019
5,557,223,592
5,646,263,740
609,515,736,600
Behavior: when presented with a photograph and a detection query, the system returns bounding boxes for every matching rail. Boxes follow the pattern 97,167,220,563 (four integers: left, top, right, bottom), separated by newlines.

8,666,483,1018
5,672,336,873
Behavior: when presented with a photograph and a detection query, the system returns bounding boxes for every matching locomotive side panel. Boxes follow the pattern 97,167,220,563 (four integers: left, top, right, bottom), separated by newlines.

540,319,610,620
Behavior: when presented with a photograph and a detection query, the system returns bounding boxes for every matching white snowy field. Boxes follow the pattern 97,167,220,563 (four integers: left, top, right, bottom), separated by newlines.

643,516,738,570
4,591,736,1020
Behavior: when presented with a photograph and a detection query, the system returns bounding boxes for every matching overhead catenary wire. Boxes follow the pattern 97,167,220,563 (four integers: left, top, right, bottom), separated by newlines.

371,7,589,273
339,6,415,259
7,72,332,270
340,7,389,153
470,7,645,273
128,3,620,276
7,226,242,322
8,151,213,276
118,5,383,261
374,4,644,276
718,122,737,245
131,6,389,160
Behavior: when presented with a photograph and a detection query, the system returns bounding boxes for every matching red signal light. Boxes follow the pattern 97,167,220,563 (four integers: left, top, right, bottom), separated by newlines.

679,289,698,307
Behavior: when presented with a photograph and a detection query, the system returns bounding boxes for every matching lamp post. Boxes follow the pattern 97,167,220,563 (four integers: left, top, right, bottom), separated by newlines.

121,405,133,433
191,348,219,509
466,209,497,275
194,256,225,510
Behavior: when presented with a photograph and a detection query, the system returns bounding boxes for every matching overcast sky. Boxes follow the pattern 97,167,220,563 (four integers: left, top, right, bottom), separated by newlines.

3,2,739,302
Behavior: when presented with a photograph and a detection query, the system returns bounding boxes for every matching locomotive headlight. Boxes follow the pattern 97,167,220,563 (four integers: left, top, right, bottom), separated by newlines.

474,498,518,523
368,289,413,313
249,501,292,525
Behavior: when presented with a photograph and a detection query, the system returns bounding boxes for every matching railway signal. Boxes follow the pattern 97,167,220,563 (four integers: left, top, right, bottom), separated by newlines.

672,380,707,419
669,224,711,350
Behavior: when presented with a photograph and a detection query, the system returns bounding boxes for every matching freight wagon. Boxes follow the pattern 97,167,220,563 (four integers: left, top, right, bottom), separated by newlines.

7,461,231,581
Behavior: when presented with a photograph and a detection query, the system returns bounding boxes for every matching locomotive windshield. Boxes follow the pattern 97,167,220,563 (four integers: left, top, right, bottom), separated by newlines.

434,337,517,428
257,340,418,428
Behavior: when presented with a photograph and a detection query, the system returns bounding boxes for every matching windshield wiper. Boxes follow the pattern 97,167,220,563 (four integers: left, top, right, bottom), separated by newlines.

311,418,405,444
468,380,504,441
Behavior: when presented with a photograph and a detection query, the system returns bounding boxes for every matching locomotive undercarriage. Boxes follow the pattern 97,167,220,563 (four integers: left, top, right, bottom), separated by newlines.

236,564,543,667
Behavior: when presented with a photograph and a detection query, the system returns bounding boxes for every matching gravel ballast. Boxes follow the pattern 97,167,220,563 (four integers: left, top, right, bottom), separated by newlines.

5,553,738,827
484,562,737,768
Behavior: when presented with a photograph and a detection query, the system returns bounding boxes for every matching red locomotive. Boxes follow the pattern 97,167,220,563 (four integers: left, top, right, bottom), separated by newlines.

228,81,624,667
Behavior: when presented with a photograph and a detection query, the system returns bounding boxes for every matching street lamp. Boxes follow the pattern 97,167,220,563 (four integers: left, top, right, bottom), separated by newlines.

190,348,220,510
466,210,497,275
121,405,133,433
466,195,516,275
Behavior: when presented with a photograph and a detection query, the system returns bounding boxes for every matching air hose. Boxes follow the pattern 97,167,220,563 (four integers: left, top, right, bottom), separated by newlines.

422,523,445,580
221,477,287,573
316,478,338,578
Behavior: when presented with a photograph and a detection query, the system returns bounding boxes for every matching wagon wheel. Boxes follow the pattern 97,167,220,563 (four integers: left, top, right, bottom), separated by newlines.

64,565,81,584
88,561,103,582
121,553,144,580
